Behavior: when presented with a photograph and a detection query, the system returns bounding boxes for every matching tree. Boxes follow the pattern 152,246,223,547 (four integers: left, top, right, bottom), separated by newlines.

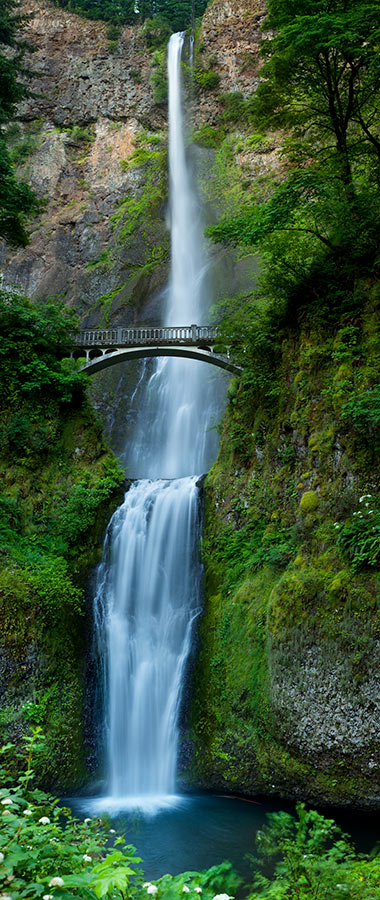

51,0,208,28
153,1,207,31
51,0,137,24
208,0,380,312
0,0,38,245
257,0,380,192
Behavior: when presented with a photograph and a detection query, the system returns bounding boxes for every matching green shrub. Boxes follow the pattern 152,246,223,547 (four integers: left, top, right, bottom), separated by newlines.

192,124,225,148
194,67,220,92
150,49,168,105
106,23,121,40
0,291,86,406
0,730,240,900
141,16,172,50
341,385,380,432
337,494,380,571
249,803,380,900
70,125,94,143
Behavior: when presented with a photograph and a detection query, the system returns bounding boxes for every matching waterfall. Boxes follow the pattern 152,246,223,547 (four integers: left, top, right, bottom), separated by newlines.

93,32,226,809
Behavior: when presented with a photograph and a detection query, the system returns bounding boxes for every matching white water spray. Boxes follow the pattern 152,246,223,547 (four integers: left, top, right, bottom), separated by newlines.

93,33,227,809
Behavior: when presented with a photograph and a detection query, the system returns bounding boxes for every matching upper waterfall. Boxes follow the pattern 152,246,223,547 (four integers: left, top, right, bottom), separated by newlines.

127,32,226,480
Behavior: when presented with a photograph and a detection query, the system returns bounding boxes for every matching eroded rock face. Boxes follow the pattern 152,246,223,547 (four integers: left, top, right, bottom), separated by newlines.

0,1,167,324
198,0,267,107
0,0,275,326
19,1,158,126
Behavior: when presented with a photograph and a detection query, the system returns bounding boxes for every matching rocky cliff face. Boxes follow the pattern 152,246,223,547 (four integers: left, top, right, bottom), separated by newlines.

1,0,168,324
0,0,272,328
200,0,266,98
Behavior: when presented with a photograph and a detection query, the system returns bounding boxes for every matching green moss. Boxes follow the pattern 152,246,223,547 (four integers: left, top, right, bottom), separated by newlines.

0,297,124,788
188,291,380,806
299,490,319,513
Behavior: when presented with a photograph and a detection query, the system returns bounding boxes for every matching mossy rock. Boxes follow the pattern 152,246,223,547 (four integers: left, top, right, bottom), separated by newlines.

299,490,319,514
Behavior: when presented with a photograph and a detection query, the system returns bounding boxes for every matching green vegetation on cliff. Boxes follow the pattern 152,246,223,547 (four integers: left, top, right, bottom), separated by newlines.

0,292,124,789
189,0,380,807
0,0,38,245
51,0,209,30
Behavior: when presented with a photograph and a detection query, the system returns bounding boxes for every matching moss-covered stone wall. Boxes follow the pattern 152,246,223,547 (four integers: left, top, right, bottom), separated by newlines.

0,393,124,790
187,287,380,809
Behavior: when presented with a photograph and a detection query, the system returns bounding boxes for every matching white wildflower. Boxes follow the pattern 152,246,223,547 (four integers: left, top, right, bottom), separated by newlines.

23,809,33,816
43,895,54,900
0,894,12,900
39,816,50,825
84,817,91,823
83,854,92,862
1,799,12,806
110,829,116,834
147,886,158,896
2,811,11,816
212,894,233,900
182,887,190,894
49,876,64,887
0,852,4,863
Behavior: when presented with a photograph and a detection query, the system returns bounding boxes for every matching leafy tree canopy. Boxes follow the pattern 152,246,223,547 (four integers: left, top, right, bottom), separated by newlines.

259,0,380,174
0,290,86,406
51,0,208,29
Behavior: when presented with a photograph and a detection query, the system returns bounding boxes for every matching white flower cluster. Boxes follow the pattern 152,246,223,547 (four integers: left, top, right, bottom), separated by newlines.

83,854,92,862
143,883,158,896
1,798,12,806
49,876,64,887
39,817,50,825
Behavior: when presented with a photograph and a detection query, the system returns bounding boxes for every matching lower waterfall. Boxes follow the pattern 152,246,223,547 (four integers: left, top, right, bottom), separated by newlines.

94,478,201,805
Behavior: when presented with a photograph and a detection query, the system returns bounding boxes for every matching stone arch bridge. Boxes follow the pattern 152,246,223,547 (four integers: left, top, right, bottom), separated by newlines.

73,325,242,376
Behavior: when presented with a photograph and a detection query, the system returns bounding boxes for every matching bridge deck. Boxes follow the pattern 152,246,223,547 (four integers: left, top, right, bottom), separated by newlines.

75,325,218,348
73,325,242,376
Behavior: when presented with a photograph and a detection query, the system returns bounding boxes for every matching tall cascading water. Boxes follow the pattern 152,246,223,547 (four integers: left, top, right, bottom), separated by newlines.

93,32,227,807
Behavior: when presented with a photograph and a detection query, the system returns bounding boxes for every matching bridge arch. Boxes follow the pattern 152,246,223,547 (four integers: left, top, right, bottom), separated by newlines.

79,345,241,376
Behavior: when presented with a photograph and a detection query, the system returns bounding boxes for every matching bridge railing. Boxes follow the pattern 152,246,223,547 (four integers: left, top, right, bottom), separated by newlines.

74,325,219,347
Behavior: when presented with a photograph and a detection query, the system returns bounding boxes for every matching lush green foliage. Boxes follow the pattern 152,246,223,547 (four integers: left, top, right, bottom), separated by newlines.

336,494,380,572
249,804,380,900
0,291,86,406
0,0,38,245
0,293,124,783
2,734,380,900
0,731,239,899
